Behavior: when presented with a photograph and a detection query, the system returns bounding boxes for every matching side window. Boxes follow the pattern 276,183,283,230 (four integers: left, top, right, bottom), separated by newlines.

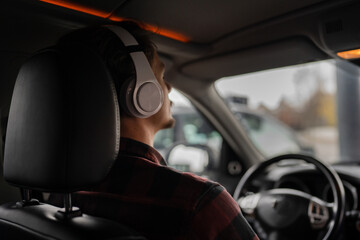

154,90,223,177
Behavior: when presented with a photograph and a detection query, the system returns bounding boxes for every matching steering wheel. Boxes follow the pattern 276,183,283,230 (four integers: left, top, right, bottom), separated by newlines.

233,154,345,240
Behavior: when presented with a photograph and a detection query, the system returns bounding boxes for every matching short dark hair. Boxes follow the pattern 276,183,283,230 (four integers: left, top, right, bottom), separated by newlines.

57,21,156,99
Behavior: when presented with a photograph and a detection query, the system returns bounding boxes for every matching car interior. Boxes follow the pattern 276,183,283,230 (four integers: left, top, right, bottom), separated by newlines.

1,0,360,239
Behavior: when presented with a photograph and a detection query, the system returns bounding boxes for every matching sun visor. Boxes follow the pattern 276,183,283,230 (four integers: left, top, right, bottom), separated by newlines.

181,37,327,80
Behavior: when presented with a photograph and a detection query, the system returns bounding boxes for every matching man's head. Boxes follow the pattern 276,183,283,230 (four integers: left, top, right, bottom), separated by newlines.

58,21,175,138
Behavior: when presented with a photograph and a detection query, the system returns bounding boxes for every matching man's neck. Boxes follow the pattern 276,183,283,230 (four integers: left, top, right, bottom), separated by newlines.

120,117,156,147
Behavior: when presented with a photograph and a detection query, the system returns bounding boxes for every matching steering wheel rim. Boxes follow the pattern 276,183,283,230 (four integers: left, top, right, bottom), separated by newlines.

234,154,345,240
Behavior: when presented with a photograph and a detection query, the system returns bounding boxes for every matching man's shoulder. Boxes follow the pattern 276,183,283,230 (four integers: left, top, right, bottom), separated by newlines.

175,169,221,194
154,165,223,207
118,150,219,191
112,151,224,209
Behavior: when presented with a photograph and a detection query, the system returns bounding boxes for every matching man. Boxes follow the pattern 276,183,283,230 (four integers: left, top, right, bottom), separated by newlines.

58,21,258,240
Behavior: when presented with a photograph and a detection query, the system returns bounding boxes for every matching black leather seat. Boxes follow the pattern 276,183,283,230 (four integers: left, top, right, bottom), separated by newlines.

0,115,21,204
0,44,146,240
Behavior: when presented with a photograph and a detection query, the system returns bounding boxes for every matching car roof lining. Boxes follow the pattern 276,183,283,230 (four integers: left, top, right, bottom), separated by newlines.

1,0,358,77
38,0,330,44
154,0,359,82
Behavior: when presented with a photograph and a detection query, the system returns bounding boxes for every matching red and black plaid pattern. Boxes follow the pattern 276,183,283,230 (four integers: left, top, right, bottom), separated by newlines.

74,138,259,240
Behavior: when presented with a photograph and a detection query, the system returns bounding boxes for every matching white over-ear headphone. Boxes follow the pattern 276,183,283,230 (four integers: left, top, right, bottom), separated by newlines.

105,25,164,118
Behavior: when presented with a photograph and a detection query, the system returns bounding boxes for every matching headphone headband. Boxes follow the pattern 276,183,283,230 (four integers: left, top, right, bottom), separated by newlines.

105,25,139,46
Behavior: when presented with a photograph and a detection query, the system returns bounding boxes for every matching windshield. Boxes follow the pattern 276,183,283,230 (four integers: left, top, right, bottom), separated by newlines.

216,59,340,163
235,111,303,157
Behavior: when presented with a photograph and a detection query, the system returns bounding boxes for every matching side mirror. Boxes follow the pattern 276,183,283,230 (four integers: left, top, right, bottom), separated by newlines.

165,142,214,173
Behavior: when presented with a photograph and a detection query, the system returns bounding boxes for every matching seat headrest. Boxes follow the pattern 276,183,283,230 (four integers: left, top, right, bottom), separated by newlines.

4,45,120,193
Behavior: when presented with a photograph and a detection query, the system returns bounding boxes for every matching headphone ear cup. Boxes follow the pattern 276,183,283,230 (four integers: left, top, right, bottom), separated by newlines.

121,77,164,118
120,77,138,117
135,80,164,117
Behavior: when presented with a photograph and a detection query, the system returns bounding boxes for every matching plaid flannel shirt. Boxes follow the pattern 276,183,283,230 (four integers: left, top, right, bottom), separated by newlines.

74,138,259,240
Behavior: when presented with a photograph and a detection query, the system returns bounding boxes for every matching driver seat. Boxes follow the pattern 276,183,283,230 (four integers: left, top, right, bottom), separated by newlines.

0,44,146,240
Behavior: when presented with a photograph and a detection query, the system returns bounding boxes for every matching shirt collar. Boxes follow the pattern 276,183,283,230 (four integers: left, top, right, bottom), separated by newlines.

119,137,167,166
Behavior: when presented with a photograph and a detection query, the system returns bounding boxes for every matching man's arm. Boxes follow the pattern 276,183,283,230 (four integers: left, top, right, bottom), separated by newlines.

189,185,259,240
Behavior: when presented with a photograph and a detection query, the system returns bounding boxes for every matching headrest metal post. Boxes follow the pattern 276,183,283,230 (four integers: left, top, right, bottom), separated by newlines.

16,189,39,207
23,189,31,202
64,193,72,213
55,193,82,219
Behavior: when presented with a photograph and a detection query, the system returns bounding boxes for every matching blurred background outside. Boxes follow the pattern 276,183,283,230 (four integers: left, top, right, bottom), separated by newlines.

155,59,343,176
216,59,339,163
